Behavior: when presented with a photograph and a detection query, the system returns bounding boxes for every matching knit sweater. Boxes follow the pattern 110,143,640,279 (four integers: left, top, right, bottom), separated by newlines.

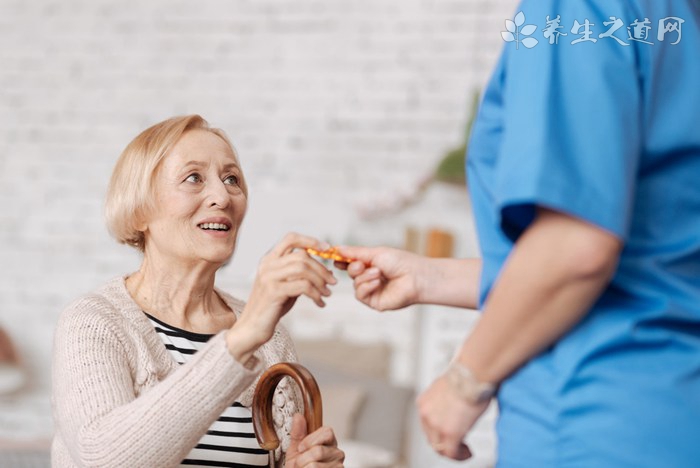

51,276,301,468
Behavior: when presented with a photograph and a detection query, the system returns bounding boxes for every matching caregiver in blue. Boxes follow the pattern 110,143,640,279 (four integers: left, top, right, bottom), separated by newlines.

338,0,700,466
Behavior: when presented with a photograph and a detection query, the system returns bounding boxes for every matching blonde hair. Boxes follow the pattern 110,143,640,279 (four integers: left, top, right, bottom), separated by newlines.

105,115,246,251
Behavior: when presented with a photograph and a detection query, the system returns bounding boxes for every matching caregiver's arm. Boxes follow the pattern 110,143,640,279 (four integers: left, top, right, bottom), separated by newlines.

338,246,483,311
417,257,483,310
457,207,623,385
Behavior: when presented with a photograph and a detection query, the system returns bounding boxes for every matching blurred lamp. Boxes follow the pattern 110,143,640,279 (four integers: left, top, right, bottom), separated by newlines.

0,327,25,394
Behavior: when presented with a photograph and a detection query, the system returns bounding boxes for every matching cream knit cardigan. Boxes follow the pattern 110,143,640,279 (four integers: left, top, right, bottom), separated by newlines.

51,276,301,468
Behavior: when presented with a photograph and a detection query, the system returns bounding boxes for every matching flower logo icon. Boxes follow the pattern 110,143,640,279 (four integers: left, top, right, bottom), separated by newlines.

502,11,539,49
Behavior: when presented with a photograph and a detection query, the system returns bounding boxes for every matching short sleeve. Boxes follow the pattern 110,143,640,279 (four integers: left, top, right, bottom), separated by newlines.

496,0,643,241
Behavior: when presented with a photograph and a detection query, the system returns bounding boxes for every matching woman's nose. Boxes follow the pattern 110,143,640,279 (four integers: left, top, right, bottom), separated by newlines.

206,179,230,209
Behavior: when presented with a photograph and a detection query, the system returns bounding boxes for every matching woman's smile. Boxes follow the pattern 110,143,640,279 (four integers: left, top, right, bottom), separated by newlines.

197,217,233,238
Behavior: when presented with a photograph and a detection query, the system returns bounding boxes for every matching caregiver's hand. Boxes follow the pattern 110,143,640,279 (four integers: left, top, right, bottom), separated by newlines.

417,375,490,461
335,245,426,311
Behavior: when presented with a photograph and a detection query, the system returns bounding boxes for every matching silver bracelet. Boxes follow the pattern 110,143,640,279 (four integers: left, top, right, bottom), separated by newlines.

445,359,496,405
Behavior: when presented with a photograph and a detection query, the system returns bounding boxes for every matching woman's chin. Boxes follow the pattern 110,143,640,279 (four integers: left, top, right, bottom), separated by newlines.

200,249,235,266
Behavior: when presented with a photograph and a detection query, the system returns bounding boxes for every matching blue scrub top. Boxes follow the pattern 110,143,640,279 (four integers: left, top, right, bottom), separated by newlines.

467,0,700,466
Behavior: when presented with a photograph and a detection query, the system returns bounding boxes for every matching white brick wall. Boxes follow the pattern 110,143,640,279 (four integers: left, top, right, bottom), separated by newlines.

0,0,519,456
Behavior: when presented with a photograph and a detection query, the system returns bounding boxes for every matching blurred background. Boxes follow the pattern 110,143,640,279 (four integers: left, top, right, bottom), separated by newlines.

0,0,517,466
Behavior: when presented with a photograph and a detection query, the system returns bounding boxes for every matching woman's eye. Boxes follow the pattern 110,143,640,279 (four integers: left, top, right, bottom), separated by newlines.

224,175,239,186
185,173,202,183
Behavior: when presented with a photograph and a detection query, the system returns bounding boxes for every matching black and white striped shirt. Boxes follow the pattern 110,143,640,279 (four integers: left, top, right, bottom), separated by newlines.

146,313,269,468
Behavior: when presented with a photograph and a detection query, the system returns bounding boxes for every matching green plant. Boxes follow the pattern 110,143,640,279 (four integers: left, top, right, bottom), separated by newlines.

353,90,482,220
434,90,480,186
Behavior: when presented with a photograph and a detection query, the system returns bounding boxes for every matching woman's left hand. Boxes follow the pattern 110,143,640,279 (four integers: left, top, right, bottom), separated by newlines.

285,413,345,467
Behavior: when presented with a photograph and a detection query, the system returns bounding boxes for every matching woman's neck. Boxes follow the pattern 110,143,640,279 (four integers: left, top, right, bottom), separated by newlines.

125,256,234,333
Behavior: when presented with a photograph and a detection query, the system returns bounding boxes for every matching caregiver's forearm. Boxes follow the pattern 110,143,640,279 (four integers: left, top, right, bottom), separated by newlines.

418,257,482,310
457,208,622,385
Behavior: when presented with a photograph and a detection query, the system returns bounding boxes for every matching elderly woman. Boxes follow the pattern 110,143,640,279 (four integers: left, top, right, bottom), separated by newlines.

51,115,345,467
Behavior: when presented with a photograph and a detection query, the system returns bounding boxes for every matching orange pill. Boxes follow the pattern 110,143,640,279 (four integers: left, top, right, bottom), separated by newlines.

306,247,354,264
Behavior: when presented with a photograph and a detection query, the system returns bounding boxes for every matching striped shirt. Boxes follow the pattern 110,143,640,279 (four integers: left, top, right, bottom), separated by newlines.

146,313,270,468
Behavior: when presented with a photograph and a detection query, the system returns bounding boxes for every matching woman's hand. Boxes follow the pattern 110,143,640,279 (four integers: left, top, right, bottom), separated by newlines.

285,414,345,468
226,233,337,361
335,246,424,312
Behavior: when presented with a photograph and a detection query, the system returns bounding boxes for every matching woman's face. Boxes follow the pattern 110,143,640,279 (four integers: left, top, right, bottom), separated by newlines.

142,129,248,267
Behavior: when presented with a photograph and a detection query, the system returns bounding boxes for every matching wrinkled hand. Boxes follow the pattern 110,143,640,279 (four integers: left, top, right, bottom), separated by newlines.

335,246,422,312
417,375,490,460
228,233,336,358
285,414,345,468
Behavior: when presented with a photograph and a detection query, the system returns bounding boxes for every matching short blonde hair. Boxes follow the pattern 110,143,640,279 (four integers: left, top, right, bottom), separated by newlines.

105,115,246,251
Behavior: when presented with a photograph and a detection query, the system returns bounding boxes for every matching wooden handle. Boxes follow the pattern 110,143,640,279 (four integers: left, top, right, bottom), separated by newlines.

252,362,323,451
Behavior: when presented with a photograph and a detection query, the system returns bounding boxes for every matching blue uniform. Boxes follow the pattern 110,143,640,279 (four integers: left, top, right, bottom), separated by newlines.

467,0,700,466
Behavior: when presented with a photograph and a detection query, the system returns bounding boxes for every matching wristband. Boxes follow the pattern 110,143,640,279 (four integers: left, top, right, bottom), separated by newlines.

445,359,496,405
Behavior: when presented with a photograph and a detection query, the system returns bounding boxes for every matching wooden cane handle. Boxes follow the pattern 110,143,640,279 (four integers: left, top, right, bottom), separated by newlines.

252,362,323,451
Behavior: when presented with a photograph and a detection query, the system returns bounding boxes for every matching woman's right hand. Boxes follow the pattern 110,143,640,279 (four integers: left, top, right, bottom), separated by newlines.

226,233,337,361
335,245,424,312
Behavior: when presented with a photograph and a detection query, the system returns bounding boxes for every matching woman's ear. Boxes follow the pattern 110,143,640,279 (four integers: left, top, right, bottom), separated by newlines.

133,207,149,233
